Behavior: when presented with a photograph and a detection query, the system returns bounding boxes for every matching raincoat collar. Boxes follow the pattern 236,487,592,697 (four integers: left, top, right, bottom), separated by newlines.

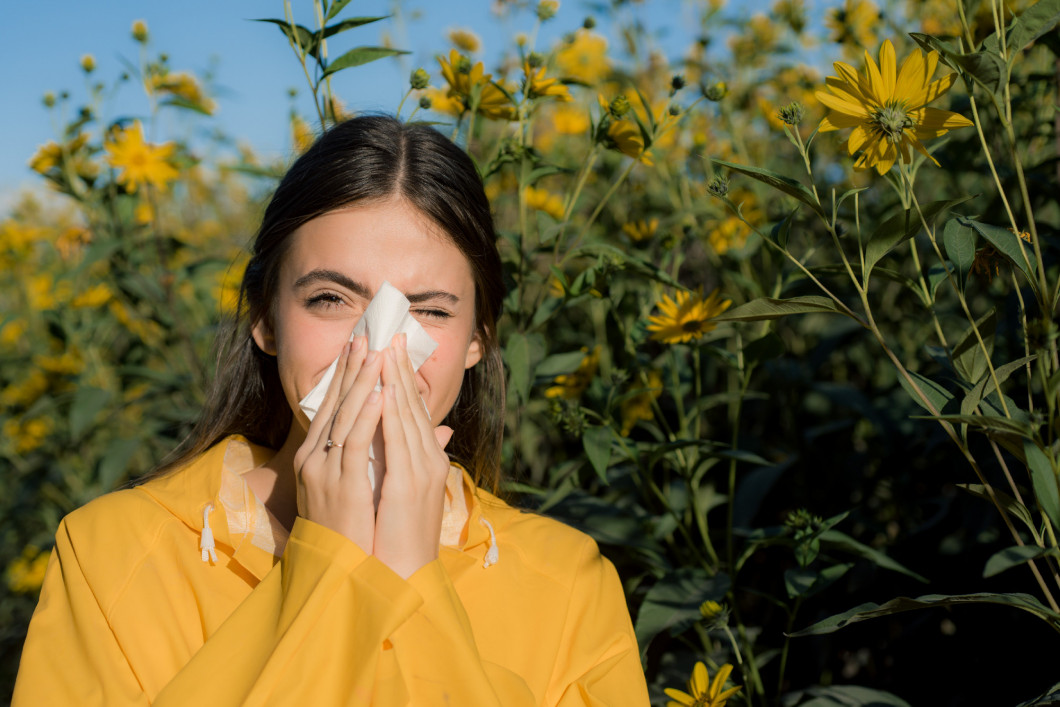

138,436,504,582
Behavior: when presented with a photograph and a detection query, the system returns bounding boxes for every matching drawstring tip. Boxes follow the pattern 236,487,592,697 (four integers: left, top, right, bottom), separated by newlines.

480,517,499,568
200,504,217,564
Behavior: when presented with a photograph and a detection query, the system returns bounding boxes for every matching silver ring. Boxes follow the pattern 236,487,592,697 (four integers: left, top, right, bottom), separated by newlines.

325,439,344,450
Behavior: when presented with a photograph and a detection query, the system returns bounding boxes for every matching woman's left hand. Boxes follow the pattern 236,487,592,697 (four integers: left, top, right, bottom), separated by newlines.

373,332,454,579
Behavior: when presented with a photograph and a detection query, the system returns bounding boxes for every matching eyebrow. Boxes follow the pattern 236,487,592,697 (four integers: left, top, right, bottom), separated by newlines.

293,269,460,305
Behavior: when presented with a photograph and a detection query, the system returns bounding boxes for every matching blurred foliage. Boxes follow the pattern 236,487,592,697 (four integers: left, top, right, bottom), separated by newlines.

3,1,1060,705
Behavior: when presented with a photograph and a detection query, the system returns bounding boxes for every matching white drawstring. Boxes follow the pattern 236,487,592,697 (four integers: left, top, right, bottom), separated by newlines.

201,504,217,563
479,517,499,568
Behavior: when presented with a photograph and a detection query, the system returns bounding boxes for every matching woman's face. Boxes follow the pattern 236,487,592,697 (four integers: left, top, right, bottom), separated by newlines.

252,198,482,433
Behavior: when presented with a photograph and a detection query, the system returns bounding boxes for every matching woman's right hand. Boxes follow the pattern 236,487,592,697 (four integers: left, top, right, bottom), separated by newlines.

292,335,384,553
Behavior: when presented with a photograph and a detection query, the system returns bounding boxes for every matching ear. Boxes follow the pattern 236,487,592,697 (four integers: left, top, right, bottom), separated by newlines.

463,330,483,369
251,317,277,356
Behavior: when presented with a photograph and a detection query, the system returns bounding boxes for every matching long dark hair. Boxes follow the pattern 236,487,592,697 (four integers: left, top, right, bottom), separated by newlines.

144,115,506,491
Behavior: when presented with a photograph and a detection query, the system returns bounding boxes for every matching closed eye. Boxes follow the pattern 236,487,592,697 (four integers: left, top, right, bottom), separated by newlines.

306,292,345,310
413,308,452,320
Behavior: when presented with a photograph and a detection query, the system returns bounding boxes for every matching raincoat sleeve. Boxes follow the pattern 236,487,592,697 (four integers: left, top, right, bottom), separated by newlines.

12,518,151,707
545,535,651,706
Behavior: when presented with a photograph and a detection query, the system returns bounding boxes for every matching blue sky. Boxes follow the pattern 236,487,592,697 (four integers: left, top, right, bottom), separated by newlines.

1,0,844,211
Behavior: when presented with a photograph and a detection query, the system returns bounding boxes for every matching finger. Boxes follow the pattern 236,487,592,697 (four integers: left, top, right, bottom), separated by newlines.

381,381,414,477
306,341,352,452
335,335,367,407
434,425,454,451
329,349,384,449
339,388,383,486
387,336,437,452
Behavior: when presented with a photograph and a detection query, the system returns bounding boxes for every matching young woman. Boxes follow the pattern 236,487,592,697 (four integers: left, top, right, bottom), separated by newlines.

13,115,649,705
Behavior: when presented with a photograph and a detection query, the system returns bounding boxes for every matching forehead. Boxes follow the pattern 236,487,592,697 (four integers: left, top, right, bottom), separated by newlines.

282,199,475,295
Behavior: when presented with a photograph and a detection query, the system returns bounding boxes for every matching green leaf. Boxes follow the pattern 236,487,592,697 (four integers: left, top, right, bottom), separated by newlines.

321,46,410,79
767,207,798,249
957,483,1036,534
789,592,1060,638
1016,679,1060,707
956,216,1037,283
569,243,683,289
962,354,1037,416
897,370,954,415
503,332,530,404
1026,440,1060,532
324,0,354,21
255,19,319,58
711,158,826,219
951,308,996,385
98,437,140,490
582,426,613,483
634,568,730,655
743,331,785,366
942,217,976,287
864,196,973,279
536,351,590,378
819,529,929,582
835,186,869,213
909,33,1005,94
792,685,912,707
69,387,112,439
984,545,1058,578
918,413,1031,437
982,0,1060,65
785,564,852,599
927,262,953,302
322,16,389,38
713,296,847,322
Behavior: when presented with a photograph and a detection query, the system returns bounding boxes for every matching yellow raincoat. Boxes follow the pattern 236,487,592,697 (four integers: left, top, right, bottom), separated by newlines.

13,436,649,705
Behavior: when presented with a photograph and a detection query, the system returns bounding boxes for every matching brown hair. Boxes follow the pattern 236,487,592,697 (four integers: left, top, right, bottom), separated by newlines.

143,115,506,490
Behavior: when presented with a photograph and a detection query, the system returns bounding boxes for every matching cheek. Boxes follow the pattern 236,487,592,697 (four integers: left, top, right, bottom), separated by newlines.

275,311,354,398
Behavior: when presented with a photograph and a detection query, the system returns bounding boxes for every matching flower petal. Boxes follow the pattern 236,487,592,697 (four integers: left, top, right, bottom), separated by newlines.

846,124,871,154
879,39,896,100
816,91,870,118
824,77,875,110
862,45,886,105
692,661,709,696
819,112,865,132
663,688,696,706
895,48,926,102
907,72,958,110
912,106,973,136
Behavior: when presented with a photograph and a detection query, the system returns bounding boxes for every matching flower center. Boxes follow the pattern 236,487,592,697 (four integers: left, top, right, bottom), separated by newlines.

871,102,912,143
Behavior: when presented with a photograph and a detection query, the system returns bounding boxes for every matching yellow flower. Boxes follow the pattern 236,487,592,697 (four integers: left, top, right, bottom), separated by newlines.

213,258,248,314
27,274,72,311
555,30,610,85
149,71,215,114
606,120,652,164
105,121,179,193
131,19,149,43
447,27,481,53
0,319,27,348
699,600,725,621
4,416,54,455
647,288,731,344
28,134,89,175
438,50,516,120
827,0,878,51
545,347,600,399
72,283,113,308
291,114,315,153
0,370,48,408
80,54,96,73
622,218,658,242
551,104,591,134
665,662,741,707
6,546,50,594
55,226,92,260
35,349,84,375
619,370,662,435
524,62,571,102
815,40,973,175
524,186,566,220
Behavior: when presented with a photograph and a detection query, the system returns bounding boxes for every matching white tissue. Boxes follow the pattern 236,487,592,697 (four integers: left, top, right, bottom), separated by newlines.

298,281,438,493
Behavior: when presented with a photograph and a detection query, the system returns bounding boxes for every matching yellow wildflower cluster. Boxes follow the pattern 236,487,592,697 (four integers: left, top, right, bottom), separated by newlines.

827,0,879,53
619,371,662,435
545,347,600,399
1,370,48,408
104,121,179,193
437,50,515,120
555,30,610,85
148,71,215,114
647,288,732,344
3,416,55,455
6,546,50,594
524,186,565,221
622,218,658,243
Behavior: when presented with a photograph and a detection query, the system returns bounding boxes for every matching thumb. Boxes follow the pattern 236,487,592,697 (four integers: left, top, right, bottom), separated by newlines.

434,425,455,450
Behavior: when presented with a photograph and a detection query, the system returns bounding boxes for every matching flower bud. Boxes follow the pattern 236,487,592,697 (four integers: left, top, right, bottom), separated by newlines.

670,74,686,91
707,176,729,197
536,0,559,21
582,16,596,29
42,92,56,108
131,19,149,43
778,101,804,126
455,55,472,75
80,54,96,73
410,68,430,90
526,52,545,69
419,95,433,110
609,95,631,118
704,81,728,101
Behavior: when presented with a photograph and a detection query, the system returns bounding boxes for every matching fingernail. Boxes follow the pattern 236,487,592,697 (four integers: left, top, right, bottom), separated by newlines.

399,332,407,349
352,336,364,351
368,390,381,404
365,350,378,364
387,347,396,361
387,383,397,398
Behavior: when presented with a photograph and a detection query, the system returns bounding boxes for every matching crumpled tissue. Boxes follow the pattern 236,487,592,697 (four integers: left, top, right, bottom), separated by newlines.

299,280,438,492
